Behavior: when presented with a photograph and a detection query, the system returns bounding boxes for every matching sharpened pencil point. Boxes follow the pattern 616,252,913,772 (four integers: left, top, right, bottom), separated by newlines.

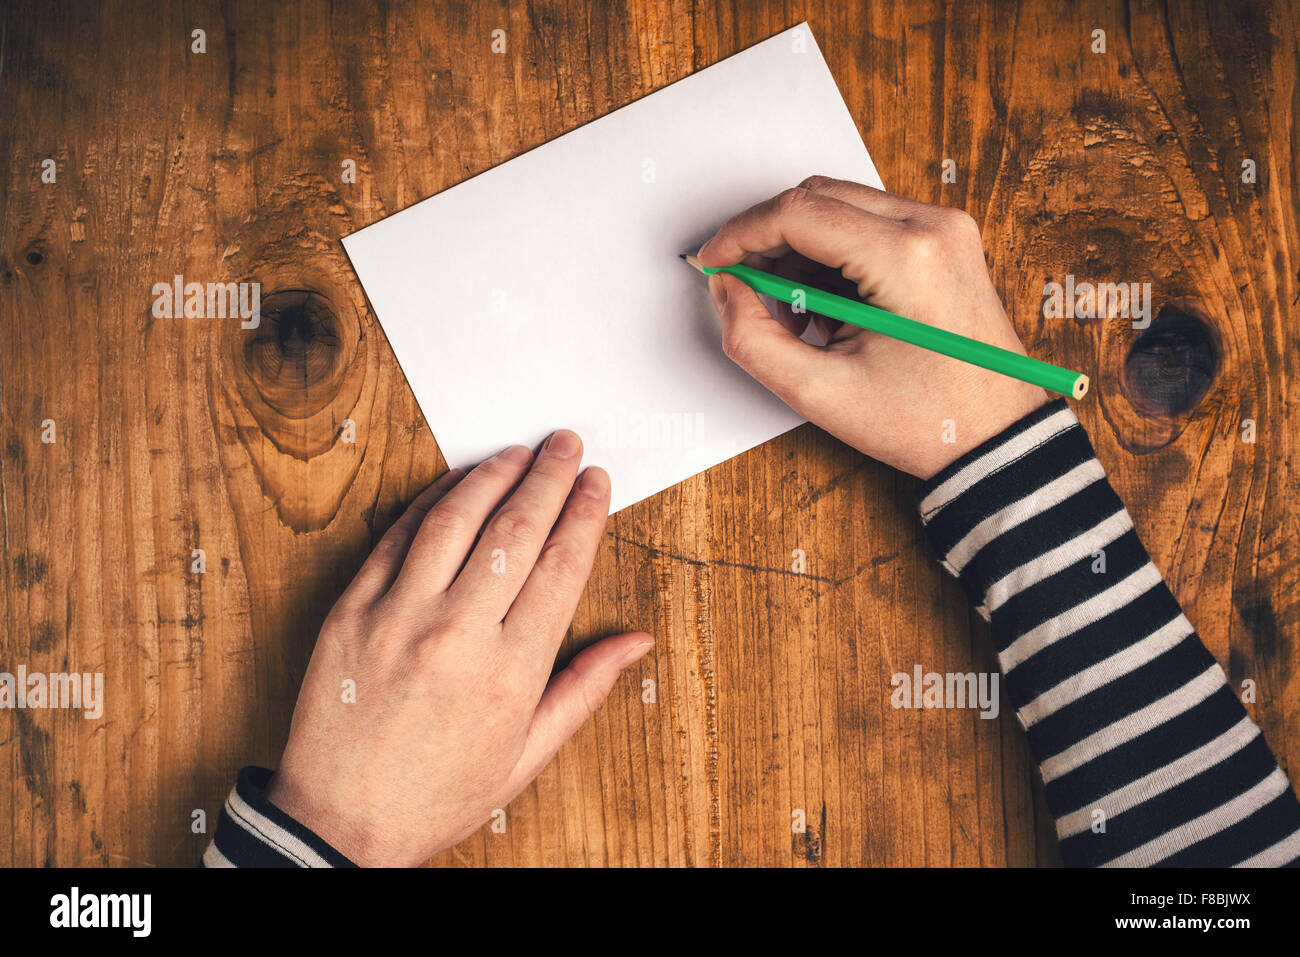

678,253,687,260
680,253,706,274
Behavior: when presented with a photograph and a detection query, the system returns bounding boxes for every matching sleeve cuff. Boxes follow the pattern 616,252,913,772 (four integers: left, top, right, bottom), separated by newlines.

201,767,357,868
916,399,1109,614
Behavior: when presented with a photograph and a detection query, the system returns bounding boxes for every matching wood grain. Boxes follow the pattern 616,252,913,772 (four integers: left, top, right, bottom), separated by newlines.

1,0,1296,867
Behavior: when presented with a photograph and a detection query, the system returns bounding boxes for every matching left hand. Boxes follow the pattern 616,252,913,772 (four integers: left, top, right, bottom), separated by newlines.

265,430,653,865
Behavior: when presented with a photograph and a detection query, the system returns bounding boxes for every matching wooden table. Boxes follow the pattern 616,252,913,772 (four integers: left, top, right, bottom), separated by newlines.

2,0,1296,867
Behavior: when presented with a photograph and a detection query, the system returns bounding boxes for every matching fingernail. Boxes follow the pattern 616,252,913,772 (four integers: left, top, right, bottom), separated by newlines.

544,429,581,458
496,445,532,466
708,273,728,312
578,466,610,497
620,638,655,668
697,237,716,261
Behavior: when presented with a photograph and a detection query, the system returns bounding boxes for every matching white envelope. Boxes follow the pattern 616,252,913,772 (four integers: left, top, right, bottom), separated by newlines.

343,22,883,512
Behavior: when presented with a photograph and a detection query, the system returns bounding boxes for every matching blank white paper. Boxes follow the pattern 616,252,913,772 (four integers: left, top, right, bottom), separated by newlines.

343,23,884,512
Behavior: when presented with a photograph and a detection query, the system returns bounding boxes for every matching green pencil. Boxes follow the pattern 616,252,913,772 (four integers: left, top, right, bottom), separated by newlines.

681,254,1089,400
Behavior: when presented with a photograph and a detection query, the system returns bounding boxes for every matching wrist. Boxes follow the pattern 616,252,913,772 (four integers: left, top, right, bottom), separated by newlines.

916,384,1051,480
265,770,399,867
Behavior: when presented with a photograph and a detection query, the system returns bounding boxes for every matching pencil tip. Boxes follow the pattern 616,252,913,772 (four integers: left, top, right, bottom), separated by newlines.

678,253,688,260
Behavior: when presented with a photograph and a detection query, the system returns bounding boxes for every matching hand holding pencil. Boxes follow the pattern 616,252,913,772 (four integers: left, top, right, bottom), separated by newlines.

694,176,1063,480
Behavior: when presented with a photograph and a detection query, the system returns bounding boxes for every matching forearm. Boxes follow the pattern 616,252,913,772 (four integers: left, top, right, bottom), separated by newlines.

919,399,1300,867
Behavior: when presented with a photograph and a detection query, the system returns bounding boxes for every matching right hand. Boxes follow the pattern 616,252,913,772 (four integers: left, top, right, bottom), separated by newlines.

697,176,1050,480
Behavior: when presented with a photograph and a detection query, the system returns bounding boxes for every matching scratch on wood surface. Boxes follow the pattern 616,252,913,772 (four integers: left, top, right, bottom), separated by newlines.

607,532,833,583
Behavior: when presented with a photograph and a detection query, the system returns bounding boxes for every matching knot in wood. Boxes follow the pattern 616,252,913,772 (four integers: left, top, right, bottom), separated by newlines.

241,289,344,417
1120,299,1220,419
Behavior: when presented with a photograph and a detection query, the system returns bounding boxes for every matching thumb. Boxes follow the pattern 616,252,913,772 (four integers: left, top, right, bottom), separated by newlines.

710,272,828,412
505,631,653,793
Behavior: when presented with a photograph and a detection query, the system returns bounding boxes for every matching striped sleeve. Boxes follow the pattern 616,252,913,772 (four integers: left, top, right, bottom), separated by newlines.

918,398,1300,867
201,766,356,868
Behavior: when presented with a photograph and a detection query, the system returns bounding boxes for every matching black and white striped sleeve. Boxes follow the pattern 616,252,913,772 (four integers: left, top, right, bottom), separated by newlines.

917,398,1300,867
201,767,356,868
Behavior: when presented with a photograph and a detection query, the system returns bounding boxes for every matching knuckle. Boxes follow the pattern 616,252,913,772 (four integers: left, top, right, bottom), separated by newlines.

412,610,476,662
438,608,480,643
797,174,835,192
423,502,472,537
578,680,606,718
565,491,607,523
529,454,575,482
320,600,367,645
951,208,979,230
721,324,749,363
369,529,407,562
371,595,426,646
490,507,537,548
410,634,446,674
567,657,612,716
902,229,940,264
535,540,586,583
941,207,980,237
473,455,514,481
775,186,811,215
